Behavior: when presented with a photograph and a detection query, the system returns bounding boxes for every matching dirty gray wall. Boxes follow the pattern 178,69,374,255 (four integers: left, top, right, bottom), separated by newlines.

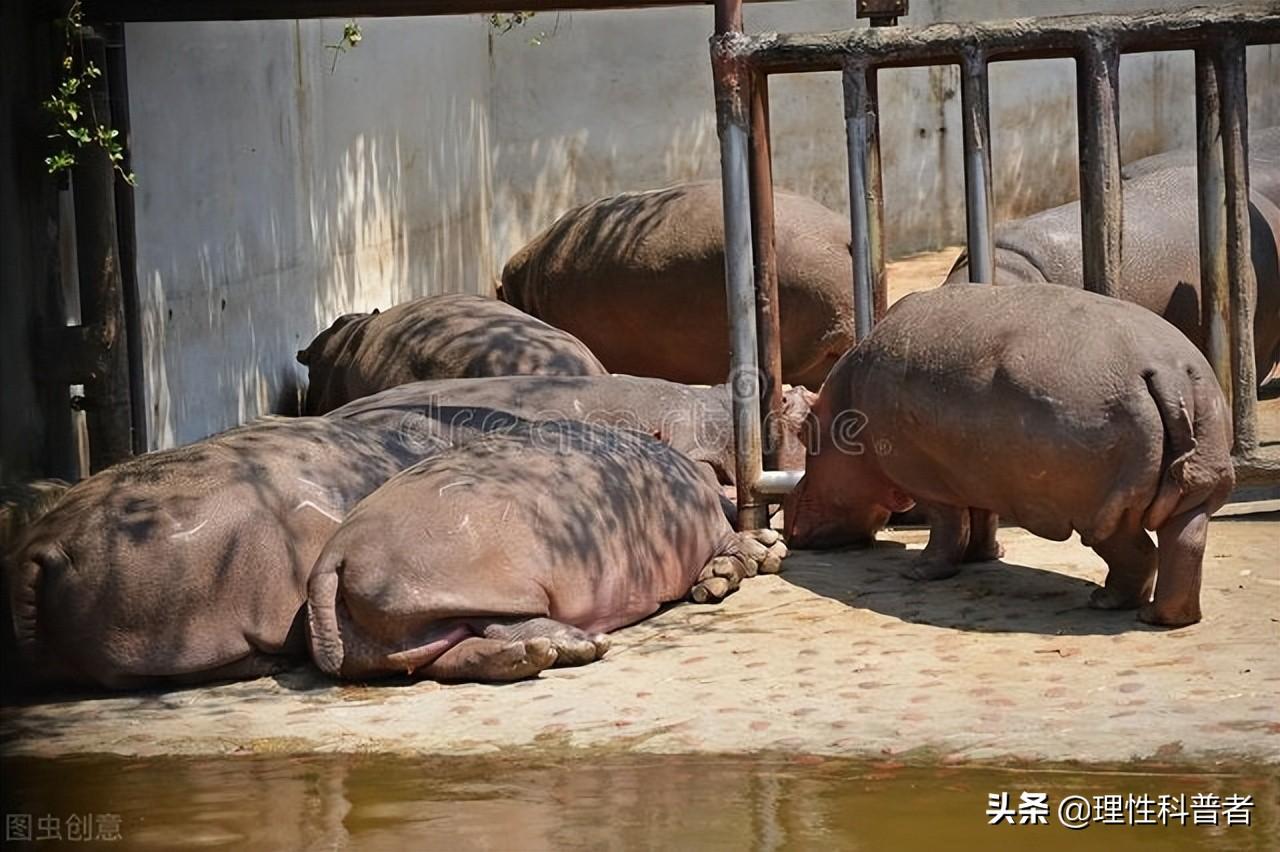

126,3,1280,449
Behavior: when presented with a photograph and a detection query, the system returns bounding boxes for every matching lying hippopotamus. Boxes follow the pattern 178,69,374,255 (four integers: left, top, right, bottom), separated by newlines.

326,374,816,486
308,418,788,681
297,294,607,414
499,181,855,389
946,128,1280,381
5,416,449,690
785,285,1233,627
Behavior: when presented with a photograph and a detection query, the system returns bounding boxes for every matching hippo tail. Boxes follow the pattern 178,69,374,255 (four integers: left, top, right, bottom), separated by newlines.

306,553,346,677
1141,368,1234,531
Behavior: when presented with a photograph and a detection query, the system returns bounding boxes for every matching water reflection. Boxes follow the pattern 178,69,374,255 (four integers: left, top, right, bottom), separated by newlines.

2,754,1275,850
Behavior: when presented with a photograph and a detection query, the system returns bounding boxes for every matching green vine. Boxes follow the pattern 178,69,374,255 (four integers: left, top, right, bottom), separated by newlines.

43,1,135,185
325,20,363,73
488,11,553,46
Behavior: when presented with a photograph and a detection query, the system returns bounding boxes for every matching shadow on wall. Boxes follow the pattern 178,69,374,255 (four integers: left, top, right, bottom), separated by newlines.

130,18,495,449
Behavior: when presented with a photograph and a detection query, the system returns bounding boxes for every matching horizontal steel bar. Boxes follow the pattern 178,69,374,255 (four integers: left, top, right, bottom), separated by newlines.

85,0,728,22
755,470,803,495
719,3,1280,75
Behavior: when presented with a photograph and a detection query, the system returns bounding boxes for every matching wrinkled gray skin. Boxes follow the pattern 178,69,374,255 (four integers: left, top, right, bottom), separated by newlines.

500,181,855,389
946,128,1280,381
327,374,816,487
307,419,788,682
785,285,1234,628
298,294,607,415
4,415,459,690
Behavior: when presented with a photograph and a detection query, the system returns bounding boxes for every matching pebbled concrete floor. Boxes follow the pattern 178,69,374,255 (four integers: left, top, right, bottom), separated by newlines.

3,515,1276,766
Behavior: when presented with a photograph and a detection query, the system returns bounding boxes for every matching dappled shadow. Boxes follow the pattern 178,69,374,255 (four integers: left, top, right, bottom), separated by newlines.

779,545,1151,637
299,294,606,415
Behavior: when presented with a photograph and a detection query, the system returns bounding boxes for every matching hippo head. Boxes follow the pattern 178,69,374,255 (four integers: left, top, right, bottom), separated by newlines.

782,390,914,549
772,386,818,472
297,309,378,415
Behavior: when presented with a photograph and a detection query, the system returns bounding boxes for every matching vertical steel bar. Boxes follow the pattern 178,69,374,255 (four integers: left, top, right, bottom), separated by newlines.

843,61,875,342
713,0,767,529
1218,38,1258,455
1195,48,1232,411
864,67,888,322
749,71,785,472
1076,37,1123,298
960,47,995,284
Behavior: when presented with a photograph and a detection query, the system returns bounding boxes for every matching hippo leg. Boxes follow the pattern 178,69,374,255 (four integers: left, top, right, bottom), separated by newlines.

962,509,1004,562
690,529,789,603
1140,506,1209,627
483,618,611,667
170,651,298,686
902,503,968,581
1088,522,1157,611
415,636,558,682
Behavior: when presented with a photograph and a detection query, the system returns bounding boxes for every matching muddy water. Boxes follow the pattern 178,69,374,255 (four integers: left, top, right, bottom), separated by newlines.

2,754,1276,850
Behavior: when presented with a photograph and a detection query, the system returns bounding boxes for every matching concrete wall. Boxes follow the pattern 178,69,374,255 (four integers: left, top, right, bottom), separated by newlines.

125,3,1280,449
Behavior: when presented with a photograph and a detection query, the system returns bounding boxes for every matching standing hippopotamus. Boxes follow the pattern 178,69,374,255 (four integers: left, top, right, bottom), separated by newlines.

4,416,448,690
785,285,1233,628
307,419,788,681
297,294,607,415
326,374,816,486
499,181,855,389
946,128,1280,381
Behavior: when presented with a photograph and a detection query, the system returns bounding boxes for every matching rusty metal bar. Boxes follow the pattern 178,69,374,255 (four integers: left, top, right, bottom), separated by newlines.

864,68,888,321
843,61,875,343
71,31,134,472
959,47,994,283
87,0,723,22
748,71,785,473
1077,37,1123,298
713,0,767,530
726,3,1280,74
1218,38,1258,457
1195,49,1232,409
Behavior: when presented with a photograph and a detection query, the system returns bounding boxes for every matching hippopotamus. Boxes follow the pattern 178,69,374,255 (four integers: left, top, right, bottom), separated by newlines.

4,416,448,690
499,181,855,389
307,418,788,681
785,285,1234,628
297,294,607,415
946,128,1280,382
326,374,816,486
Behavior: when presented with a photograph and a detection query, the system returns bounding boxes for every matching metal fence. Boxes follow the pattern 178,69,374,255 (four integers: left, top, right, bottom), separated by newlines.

710,0,1280,530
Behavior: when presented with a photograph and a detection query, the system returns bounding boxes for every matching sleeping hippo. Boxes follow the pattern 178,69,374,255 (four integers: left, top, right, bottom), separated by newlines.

307,418,788,681
297,294,607,415
3,415,457,690
326,374,816,487
785,285,1233,628
499,181,855,389
946,128,1280,381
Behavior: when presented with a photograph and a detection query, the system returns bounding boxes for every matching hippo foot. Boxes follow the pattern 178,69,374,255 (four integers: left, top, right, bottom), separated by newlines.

962,540,1005,563
422,636,558,682
691,554,750,603
900,555,961,581
1088,585,1147,611
1137,601,1202,629
736,528,789,575
483,618,611,667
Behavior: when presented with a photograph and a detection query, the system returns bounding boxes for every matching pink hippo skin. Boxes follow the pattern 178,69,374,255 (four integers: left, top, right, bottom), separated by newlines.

307,419,788,682
785,285,1234,628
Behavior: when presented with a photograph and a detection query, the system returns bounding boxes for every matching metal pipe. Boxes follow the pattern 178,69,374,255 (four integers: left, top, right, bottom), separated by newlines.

1195,48,1232,409
843,61,875,342
864,67,888,322
959,47,995,284
1218,37,1258,456
756,470,804,495
1076,36,1123,298
713,0,767,529
749,70,785,472
72,31,134,472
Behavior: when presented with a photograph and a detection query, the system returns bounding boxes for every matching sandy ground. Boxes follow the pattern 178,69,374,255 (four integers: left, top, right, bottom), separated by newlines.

3,516,1276,765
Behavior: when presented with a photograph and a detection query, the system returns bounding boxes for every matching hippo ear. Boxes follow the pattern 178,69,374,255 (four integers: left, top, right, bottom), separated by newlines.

296,348,310,366
370,308,380,316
